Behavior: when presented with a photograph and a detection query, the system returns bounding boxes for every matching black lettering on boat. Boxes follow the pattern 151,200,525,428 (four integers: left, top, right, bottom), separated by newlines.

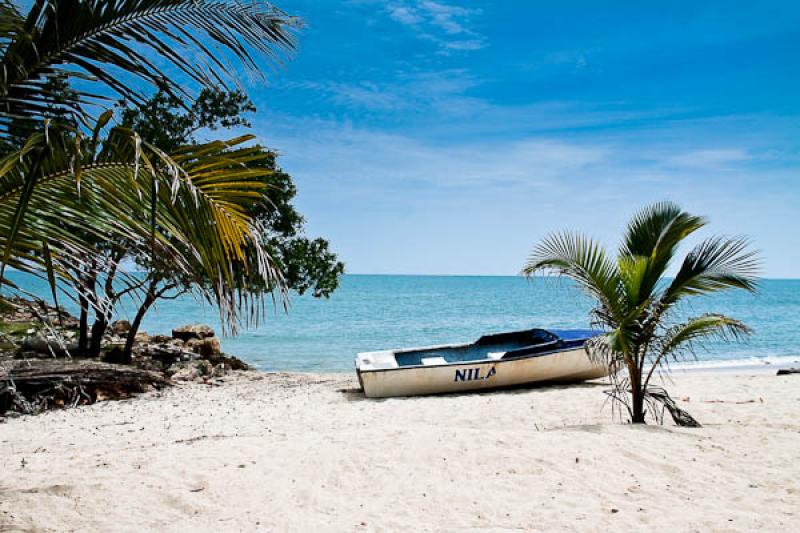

455,366,496,382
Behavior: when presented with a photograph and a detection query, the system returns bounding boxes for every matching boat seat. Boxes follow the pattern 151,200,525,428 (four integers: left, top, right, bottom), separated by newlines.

421,356,447,366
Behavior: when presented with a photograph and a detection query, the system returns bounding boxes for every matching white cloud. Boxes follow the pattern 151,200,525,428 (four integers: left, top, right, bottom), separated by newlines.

385,1,486,53
246,111,800,277
388,6,423,25
663,148,751,169
443,39,485,51
256,114,609,194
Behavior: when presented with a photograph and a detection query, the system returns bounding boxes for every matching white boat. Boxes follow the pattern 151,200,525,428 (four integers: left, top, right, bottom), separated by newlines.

355,328,608,398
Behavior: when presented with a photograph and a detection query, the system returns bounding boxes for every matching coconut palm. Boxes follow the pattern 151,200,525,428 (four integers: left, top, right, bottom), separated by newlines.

0,0,297,324
0,0,297,137
0,122,283,324
522,202,759,424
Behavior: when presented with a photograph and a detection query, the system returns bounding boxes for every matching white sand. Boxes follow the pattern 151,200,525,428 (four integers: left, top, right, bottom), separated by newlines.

1,370,798,532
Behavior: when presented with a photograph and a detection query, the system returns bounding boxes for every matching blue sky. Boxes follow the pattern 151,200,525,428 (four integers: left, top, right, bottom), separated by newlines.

242,1,800,277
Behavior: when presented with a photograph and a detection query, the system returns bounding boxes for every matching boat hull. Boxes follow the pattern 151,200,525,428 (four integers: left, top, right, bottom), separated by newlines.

358,347,607,398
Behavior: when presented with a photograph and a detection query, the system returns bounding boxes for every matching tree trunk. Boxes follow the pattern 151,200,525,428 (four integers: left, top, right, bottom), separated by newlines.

88,314,107,357
629,366,646,424
122,289,158,364
77,272,97,355
77,296,89,354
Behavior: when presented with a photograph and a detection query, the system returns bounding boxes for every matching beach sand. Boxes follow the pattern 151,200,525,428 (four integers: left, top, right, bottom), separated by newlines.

1,370,798,532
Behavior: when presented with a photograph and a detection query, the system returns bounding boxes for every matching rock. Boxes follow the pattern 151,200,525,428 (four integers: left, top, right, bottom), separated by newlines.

777,368,800,375
20,334,78,357
211,363,228,378
197,360,212,376
169,360,213,381
110,320,131,335
149,334,172,344
186,337,221,357
140,343,185,363
59,316,79,329
169,364,197,381
134,331,150,343
206,352,250,371
172,324,215,342
134,357,164,373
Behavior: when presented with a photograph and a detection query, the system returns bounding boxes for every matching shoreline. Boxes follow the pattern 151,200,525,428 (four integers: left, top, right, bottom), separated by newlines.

250,353,800,376
2,368,798,531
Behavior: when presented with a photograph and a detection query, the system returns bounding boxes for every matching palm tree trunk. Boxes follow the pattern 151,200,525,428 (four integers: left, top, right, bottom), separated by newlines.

629,364,646,424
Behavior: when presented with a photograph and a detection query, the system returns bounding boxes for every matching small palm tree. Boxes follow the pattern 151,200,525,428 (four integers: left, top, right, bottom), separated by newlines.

523,202,758,424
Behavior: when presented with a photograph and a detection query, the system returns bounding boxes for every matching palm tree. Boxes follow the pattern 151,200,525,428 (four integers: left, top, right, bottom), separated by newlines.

0,123,283,327
522,202,759,424
1,0,297,137
0,0,298,326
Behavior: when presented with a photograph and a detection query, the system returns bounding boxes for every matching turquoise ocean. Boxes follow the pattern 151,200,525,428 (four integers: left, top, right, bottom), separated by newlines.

5,273,800,372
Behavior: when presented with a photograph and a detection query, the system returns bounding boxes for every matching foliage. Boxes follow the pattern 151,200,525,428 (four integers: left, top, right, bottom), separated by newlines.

0,0,301,337
69,89,343,362
523,202,758,424
1,0,298,137
117,89,344,299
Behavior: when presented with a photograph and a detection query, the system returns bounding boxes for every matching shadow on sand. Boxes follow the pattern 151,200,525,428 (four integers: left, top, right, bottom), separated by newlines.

338,378,610,403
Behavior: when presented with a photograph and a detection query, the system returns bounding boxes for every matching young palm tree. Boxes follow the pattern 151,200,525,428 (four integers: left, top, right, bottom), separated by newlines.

522,202,759,424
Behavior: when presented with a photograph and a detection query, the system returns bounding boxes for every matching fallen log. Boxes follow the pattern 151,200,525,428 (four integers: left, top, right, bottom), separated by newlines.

1,359,170,415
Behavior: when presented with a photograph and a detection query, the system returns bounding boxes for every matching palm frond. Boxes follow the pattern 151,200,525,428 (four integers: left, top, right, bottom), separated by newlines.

523,231,626,325
620,201,706,259
0,126,283,329
0,0,300,135
0,1,24,47
643,313,751,389
662,236,759,306
618,201,706,305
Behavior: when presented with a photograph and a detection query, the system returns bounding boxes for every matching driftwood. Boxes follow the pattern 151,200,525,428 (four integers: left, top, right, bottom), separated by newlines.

0,360,170,415
777,368,800,376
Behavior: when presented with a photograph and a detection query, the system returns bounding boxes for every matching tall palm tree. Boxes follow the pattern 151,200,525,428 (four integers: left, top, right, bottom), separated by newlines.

0,0,297,325
523,202,759,424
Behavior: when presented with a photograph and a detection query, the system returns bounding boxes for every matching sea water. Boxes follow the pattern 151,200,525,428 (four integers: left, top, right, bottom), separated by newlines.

4,273,799,372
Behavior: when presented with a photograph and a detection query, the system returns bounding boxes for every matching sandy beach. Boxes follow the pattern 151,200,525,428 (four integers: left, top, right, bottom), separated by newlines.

1,370,798,532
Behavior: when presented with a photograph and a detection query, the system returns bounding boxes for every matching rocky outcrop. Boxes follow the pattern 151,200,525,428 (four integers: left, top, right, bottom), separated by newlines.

167,359,232,382
185,336,221,357
171,324,215,341
110,320,132,335
3,314,251,414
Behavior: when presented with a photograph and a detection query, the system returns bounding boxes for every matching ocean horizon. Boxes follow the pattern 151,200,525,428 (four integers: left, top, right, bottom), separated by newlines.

5,272,799,372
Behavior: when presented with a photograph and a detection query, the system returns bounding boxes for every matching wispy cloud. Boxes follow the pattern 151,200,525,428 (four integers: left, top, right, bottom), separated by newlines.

248,112,799,275
386,1,486,54
275,69,485,115
663,148,751,169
